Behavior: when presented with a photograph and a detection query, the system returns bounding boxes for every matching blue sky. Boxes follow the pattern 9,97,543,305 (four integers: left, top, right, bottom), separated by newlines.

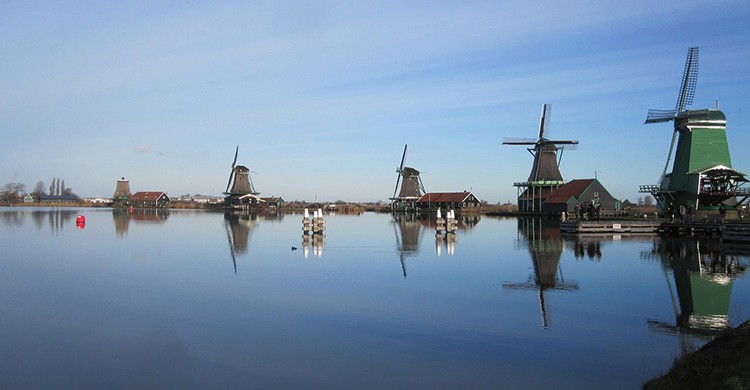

2,0,749,203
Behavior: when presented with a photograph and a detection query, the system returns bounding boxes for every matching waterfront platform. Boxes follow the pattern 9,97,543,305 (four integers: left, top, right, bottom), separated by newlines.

560,220,660,234
561,219,750,242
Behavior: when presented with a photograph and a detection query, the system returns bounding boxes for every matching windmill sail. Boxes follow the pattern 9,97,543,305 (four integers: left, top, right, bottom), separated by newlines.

502,104,578,182
391,144,425,201
224,146,259,196
644,47,700,187
645,47,699,124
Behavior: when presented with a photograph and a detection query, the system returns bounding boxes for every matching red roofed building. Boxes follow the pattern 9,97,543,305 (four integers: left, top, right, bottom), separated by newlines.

541,179,620,213
415,191,481,210
129,191,171,208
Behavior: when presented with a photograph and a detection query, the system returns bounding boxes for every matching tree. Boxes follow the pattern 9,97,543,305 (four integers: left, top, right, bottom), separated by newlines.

644,195,654,207
1,182,27,203
33,181,46,196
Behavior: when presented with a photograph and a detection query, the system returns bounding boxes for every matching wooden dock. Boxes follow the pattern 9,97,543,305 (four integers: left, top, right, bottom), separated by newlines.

658,221,723,235
560,220,660,234
721,223,750,243
560,219,750,242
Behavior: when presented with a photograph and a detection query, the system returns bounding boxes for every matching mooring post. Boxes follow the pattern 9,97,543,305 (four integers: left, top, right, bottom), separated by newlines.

436,208,446,235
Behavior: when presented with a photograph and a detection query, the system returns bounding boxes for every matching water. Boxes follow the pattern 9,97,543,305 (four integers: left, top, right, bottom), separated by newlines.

1,207,748,389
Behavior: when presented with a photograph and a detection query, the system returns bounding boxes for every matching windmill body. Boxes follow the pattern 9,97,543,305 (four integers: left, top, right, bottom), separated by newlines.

503,104,578,212
224,146,261,209
639,48,748,216
390,145,426,211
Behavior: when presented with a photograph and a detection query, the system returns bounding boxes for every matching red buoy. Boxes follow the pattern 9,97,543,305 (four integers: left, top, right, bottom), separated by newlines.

76,215,86,229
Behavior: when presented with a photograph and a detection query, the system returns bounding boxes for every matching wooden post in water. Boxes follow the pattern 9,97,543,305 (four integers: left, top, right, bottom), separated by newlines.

446,209,457,234
436,208,446,235
302,208,325,258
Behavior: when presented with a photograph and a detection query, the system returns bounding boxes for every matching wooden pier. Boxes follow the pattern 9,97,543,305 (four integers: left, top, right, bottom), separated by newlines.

561,219,750,242
721,223,750,243
560,220,660,234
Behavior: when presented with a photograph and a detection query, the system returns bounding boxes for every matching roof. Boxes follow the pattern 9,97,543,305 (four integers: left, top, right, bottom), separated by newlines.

130,191,169,202
543,179,595,204
417,192,477,203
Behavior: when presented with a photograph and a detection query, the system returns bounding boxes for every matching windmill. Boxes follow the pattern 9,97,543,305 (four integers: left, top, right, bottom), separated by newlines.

639,47,748,215
390,144,426,211
503,104,579,212
224,146,260,208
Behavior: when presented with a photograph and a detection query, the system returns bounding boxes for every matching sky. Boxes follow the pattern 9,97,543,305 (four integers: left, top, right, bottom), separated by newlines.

2,0,750,203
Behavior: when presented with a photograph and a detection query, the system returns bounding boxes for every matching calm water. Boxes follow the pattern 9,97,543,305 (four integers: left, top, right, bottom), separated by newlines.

1,207,748,389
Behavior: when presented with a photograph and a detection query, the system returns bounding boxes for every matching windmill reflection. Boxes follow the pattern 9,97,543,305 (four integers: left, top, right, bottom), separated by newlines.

645,236,747,351
391,213,427,278
504,218,579,328
224,213,258,273
112,208,169,238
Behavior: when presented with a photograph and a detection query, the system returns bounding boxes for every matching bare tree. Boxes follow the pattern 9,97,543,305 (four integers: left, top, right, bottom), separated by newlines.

50,178,56,196
644,196,654,207
1,182,27,203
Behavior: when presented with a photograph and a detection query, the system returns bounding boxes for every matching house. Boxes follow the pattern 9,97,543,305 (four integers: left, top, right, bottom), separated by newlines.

129,191,171,208
260,197,284,208
541,179,620,214
415,192,481,210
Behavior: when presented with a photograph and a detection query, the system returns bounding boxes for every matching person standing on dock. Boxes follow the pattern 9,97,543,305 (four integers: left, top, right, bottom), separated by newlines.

575,203,581,220
686,204,694,223
679,204,686,223
596,204,602,221
668,202,674,222
719,203,727,222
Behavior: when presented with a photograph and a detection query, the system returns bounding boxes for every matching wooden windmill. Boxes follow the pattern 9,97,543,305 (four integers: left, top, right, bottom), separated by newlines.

639,47,748,215
224,146,261,208
503,104,578,212
390,144,426,211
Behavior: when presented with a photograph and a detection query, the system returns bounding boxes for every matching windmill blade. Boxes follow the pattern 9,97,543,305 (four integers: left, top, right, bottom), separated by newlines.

675,47,699,112
502,137,537,145
225,168,235,194
393,145,407,198
399,144,407,172
658,129,679,186
538,104,551,139
645,109,678,124
225,146,239,193
393,175,402,199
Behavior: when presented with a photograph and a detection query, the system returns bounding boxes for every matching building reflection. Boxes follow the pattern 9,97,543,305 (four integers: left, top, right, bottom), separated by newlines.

645,236,748,350
112,208,170,238
224,213,259,273
504,218,579,328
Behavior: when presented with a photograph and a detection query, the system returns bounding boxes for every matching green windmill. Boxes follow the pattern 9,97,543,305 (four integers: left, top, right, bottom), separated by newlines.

639,47,749,217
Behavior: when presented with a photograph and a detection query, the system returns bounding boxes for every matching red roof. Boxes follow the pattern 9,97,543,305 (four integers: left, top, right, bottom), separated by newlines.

544,179,595,204
130,191,169,202
417,192,476,203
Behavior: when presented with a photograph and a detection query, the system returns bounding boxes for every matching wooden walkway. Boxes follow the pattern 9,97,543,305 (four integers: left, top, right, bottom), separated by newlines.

561,219,750,242
560,220,660,234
